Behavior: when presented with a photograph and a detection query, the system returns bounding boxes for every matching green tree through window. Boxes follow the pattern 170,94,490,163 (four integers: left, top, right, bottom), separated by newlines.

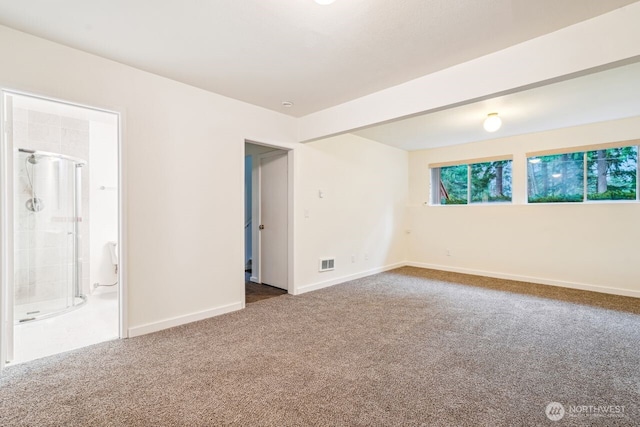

587,146,637,200
528,145,637,203
527,153,584,203
439,165,467,204
436,160,512,205
471,161,512,203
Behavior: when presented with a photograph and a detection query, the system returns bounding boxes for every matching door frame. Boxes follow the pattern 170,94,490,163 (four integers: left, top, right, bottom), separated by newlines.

0,89,128,369
244,140,296,297
0,91,14,367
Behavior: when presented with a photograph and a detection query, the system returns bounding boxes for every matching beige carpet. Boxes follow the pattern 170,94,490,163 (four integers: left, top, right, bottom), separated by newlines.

1,267,639,426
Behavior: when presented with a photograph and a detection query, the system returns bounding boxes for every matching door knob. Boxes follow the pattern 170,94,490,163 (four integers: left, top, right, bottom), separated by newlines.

259,224,265,230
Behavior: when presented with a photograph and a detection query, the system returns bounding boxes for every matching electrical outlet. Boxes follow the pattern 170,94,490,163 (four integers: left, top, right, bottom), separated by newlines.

446,249,451,256
364,253,369,261
351,254,356,263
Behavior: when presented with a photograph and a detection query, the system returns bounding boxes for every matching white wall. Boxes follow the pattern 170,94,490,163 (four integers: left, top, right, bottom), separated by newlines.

407,116,640,297
89,118,119,292
294,134,408,293
0,25,298,336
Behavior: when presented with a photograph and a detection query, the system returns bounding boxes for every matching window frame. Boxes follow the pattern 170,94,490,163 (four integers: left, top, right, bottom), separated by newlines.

430,155,513,206
526,140,639,204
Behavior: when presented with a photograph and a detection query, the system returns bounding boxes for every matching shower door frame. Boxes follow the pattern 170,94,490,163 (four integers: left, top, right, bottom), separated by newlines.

14,148,88,321
0,89,127,369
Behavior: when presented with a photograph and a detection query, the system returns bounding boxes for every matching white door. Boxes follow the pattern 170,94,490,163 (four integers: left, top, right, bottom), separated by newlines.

259,151,288,290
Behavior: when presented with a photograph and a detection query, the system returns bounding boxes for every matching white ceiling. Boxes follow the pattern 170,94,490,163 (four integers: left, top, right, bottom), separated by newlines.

0,0,636,117
353,61,640,151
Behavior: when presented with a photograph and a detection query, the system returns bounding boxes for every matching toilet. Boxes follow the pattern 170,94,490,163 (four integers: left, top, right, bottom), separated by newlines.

108,241,118,274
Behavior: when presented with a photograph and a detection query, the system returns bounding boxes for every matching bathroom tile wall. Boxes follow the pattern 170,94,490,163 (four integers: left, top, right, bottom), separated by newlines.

12,106,91,317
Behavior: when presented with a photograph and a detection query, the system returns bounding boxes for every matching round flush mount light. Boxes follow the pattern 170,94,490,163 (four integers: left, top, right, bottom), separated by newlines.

483,112,502,132
315,0,336,4
282,101,294,108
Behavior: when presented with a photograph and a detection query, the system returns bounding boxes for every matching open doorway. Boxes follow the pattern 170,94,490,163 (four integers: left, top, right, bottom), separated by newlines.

244,142,290,304
1,91,122,365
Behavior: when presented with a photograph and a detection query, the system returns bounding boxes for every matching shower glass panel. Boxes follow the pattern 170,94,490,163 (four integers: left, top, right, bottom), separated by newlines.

13,149,86,322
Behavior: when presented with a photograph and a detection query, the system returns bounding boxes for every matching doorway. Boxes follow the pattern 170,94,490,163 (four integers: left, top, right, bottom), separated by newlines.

1,91,122,365
244,142,290,304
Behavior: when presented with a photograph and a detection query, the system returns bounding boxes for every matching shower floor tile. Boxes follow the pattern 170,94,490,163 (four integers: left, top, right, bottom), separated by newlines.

10,290,118,365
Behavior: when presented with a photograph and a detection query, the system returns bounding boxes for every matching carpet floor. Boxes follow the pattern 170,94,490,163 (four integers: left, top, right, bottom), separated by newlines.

1,267,639,426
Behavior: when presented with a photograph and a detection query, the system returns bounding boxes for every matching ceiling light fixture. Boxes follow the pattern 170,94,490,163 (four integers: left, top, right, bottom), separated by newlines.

483,112,502,132
314,0,336,5
282,101,294,108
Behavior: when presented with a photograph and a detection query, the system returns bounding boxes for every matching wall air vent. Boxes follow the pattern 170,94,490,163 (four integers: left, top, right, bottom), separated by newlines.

319,258,335,272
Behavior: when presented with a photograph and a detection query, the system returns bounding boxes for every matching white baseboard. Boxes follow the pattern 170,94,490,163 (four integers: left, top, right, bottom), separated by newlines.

128,301,243,338
127,262,636,338
249,276,259,283
295,262,406,295
406,261,640,299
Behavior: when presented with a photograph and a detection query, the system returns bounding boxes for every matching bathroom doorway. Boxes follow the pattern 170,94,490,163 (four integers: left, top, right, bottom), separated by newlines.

1,91,122,365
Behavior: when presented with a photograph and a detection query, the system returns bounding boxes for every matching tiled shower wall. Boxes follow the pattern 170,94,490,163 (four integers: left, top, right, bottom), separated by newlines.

13,107,90,310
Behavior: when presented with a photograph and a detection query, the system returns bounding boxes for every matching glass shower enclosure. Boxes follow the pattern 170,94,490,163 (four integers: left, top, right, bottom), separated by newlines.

13,148,86,322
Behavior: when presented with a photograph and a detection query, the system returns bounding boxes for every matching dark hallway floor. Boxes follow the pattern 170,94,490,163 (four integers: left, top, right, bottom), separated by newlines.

245,282,287,304
245,272,287,304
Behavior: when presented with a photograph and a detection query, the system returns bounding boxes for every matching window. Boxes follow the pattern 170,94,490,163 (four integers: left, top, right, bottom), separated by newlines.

528,144,638,203
433,159,512,205
587,146,637,200
527,153,584,203
471,160,512,203
438,165,467,204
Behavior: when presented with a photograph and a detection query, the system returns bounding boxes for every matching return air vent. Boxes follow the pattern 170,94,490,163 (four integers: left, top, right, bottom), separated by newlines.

319,258,335,272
